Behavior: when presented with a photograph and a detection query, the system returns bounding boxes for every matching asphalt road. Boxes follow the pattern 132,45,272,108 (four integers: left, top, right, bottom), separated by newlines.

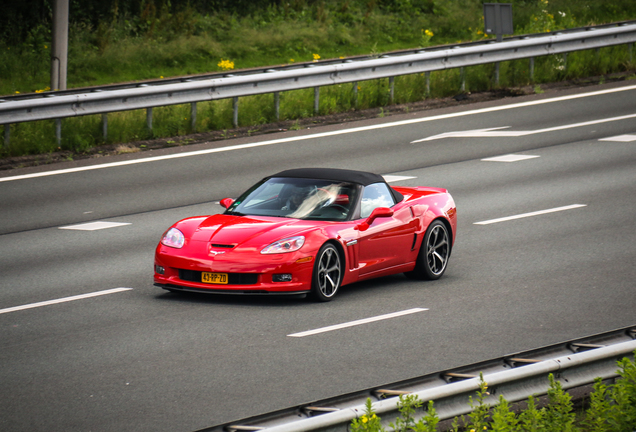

1,81,635,431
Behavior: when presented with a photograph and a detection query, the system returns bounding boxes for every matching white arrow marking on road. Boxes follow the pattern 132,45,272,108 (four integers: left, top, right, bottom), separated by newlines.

411,113,636,143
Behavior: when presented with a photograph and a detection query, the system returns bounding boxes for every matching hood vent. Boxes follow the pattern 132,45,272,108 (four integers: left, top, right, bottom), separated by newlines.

210,243,235,249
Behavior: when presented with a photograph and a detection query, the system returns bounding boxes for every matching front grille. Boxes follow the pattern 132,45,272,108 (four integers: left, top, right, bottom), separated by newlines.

178,269,259,285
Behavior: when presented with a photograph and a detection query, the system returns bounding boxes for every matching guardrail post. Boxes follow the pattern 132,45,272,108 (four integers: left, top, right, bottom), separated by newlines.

55,119,62,146
274,92,280,121
3,124,9,147
314,87,320,115
495,62,500,85
563,53,568,73
353,82,358,109
389,77,395,104
233,97,239,128
629,43,634,63
460,67,466,91
190,102,197,132
102,114,108,141
530,57,535,82
425,72,431,97
146,108,153,135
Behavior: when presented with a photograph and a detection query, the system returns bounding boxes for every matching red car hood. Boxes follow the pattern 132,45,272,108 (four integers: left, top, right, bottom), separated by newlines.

184,214,319,248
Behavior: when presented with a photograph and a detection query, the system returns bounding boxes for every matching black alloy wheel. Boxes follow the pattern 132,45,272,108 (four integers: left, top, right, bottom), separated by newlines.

310,243,342,301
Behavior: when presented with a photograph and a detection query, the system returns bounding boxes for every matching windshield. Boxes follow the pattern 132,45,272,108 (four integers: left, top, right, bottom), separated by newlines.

227,177,358,221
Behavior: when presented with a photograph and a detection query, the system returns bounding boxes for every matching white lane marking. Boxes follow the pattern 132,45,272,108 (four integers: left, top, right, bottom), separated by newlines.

474,204,587,225
412,113,636,142
59,221,131,231
599,134,636,142
2,85,635,184
0,288,133,315
287,308,427,337
482,154,540,162
383,175,417,182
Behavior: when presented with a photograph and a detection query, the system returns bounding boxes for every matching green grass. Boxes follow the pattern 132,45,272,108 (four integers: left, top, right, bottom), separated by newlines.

1,0,635,158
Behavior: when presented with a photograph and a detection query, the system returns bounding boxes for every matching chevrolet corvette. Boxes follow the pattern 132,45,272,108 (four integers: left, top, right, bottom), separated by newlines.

154,168,457,301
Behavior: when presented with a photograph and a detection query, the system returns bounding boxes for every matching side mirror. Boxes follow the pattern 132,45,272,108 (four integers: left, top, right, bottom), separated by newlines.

357,207,394,231
219,198,234,209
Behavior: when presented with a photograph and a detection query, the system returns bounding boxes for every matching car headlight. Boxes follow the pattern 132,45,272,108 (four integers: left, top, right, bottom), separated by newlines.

161,228,185,249
261,236,305,254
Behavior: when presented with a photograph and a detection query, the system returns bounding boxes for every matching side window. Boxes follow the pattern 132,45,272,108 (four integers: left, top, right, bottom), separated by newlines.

360,182,395,218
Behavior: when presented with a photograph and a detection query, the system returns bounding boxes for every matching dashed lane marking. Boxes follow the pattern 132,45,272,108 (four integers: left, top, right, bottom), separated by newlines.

481,154,540,163
599,134,636,142
383,175,417,183
287,308,428,337
474,204,587,225
59,221,131,231
0,288,133,315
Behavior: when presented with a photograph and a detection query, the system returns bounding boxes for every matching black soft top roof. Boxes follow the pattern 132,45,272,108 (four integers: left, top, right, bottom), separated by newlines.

271,168,404,203
272,168,384,186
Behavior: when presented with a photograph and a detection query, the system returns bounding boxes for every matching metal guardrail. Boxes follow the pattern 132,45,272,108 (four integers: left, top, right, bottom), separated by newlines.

198,326,636,432
1,21,636,144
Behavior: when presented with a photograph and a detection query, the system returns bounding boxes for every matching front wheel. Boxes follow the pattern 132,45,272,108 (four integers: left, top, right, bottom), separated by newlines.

406,220,450,280
310,243,342,302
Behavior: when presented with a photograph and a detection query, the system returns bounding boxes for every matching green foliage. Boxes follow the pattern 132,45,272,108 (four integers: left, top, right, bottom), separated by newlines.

491,395,518,432
542,374,577,432
422,400,440,432
584,378,611,432
518,396,543,432
467,372,491,430
2,0,636,157
607,356,636,431
348,352,636,432
390,394,423,432
350,398,385,432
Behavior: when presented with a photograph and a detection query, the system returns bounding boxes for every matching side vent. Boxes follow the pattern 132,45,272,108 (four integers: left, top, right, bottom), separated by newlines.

411,233,418,250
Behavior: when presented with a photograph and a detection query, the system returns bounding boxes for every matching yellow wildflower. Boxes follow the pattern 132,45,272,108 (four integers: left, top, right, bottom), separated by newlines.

218,59,235,71
425,29,434,37
313,53,320,61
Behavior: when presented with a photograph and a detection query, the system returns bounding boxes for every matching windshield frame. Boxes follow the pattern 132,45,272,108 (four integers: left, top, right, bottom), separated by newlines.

226,177,361,222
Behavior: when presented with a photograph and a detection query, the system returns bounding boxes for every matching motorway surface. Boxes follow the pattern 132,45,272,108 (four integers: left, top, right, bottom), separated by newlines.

1,81,635,431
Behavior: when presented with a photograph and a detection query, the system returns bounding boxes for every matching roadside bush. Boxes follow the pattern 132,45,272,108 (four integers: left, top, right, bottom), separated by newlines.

347,351,636,432
1,0,635,158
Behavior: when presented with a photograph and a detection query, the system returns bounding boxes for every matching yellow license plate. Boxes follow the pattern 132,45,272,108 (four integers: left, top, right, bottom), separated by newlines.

202,272,228,284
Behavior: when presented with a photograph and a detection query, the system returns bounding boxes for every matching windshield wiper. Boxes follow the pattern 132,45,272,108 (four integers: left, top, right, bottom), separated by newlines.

225,211,245,216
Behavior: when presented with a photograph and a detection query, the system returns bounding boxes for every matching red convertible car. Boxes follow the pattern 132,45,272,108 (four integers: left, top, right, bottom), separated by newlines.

154,168,456,301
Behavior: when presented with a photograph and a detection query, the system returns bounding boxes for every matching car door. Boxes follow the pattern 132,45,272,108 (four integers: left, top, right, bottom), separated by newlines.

356,183,417,276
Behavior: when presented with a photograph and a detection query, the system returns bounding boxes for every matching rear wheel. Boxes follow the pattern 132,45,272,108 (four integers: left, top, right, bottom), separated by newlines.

406,220,450,280
310,243,342,302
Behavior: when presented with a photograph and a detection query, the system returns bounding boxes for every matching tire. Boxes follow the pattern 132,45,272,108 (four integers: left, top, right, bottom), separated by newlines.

310,243,342,302
406,220,450,280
